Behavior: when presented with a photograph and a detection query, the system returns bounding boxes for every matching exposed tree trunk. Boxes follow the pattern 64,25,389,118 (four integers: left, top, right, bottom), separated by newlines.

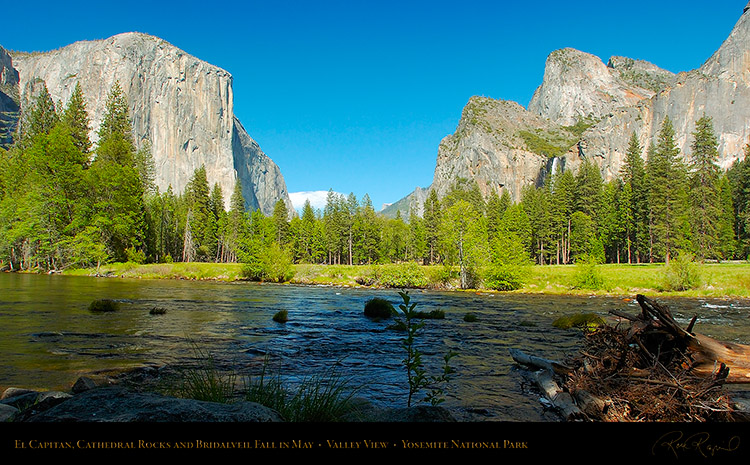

633,294,750,384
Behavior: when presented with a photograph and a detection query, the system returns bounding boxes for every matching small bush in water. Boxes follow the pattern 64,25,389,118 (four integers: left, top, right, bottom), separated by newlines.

89,299,120,312
552,313,605,330
273,310,289,323
414,309,445,320
463,313,478,323
364,297,395,319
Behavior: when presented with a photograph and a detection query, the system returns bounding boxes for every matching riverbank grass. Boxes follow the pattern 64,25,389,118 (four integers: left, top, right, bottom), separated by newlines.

61,261,750,297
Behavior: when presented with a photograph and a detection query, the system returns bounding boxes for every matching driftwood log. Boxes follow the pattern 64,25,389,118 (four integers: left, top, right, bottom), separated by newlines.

511,294,750,421
629,294,750,384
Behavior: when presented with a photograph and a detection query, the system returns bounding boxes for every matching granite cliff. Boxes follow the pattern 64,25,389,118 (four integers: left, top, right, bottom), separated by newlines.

0,47,20,148
1,33,291,216
386,3,750,218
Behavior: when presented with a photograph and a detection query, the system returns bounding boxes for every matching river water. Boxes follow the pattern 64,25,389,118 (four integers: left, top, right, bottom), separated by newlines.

2,273,749,421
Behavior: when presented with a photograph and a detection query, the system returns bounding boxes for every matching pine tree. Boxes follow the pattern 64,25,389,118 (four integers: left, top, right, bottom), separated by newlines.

728,150,750,258
620,133,648,263
645,117,691,263
184,166,214,260
61,82,92,156
422,189,441,264
225,181,248,263
688,115,722,260
272,198,290,246
575,158,603,221
354,194,380,264
549,169,576,264
23,83,58,144
87,83,146,262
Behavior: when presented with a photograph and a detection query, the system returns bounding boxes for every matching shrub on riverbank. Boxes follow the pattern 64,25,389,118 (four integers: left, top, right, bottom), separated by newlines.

573,256,606,290
376,263,429,288
241,243,295,283
62,261,750,297
661,253,702,291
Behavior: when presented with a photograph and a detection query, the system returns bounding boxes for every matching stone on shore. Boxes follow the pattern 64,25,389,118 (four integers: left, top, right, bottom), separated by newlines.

23,386,283,422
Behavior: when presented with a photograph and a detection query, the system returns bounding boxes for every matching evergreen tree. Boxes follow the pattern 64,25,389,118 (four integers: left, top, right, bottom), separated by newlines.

549,169,576,264
728,150,750,258
225,181,248,263
575,158,603,220
645,117,691,263
272,198,290,246
521,185,552,265
422,189,441,264
620,133,648,263
485,190,503,243
353,194,380,264
61,82,92,155
87,83,146,262
718,175,737,259
688,115,723,260
23,83,58,145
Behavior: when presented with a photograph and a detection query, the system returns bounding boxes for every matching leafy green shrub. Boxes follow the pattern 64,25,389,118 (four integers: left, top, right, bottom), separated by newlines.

463,313,478,322
484,265,525,291
125,247,146,264
662,252,702,291
426,265,458,288
552,313,605,330
377,263,429,288
273,310,289,323
241,242,295,283
355,266,379,286
573,255,606,290
364,297,395,319
88,299,120,312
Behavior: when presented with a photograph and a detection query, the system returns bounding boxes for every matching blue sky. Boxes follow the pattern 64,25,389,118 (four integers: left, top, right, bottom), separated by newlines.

0,1,744,211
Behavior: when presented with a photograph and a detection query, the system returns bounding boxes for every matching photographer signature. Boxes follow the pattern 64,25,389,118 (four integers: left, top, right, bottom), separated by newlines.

652,431,741,458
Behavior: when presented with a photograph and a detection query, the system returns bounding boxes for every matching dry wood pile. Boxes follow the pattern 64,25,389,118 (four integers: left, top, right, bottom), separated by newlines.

512,295,750,422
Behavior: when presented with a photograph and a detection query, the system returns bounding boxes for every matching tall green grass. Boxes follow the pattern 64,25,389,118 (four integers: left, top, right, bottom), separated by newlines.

244,357,361,422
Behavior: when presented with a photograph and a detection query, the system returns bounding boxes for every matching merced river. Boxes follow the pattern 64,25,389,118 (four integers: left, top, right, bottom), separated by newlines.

2,273,749,421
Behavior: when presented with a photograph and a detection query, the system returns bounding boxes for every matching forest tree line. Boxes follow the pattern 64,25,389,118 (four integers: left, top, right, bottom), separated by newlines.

2,85,750,288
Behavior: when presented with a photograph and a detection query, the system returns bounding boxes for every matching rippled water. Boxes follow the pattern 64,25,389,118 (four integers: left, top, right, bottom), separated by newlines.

1,273,749,421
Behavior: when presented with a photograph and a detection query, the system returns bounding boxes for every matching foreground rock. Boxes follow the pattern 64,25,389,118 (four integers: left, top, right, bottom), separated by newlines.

2,377,457,422
17,386,283,422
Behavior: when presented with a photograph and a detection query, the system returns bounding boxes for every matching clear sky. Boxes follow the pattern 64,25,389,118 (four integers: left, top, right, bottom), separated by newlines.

0,1,745,211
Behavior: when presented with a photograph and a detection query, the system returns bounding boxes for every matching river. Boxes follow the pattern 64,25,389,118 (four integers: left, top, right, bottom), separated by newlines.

2,273,749,421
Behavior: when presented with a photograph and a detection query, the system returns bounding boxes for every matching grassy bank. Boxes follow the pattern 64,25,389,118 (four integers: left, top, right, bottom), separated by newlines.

62,261,750,298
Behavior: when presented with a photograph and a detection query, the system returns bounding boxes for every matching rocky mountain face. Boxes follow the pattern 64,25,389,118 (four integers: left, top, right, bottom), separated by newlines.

562,6,750,179
387,4,750,217
2,33,291,216
0,47,20,148
527,48,674,127
383,97,570,217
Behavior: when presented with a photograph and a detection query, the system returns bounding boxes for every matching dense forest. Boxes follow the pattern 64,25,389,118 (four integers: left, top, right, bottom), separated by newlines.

2,85,750,290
